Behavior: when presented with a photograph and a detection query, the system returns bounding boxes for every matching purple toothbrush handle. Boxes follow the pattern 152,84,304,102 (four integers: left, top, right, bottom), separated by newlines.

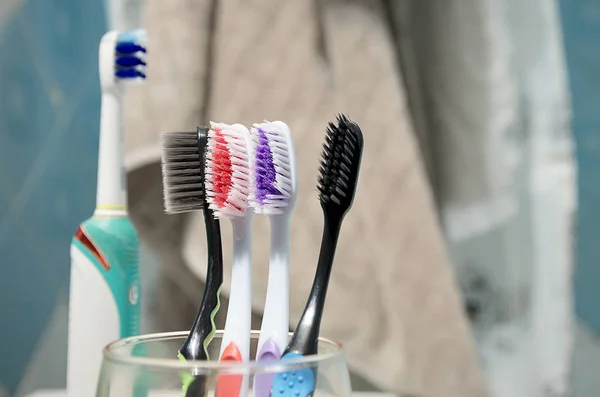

254,339,282,397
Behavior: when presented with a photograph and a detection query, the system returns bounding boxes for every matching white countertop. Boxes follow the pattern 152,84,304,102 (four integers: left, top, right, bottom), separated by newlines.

26,390,398,397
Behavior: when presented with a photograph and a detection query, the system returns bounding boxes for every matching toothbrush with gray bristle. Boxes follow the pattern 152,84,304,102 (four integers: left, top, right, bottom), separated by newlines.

161,126,224,397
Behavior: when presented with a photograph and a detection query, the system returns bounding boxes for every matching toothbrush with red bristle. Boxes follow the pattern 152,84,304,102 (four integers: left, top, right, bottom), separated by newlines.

206,122,254,397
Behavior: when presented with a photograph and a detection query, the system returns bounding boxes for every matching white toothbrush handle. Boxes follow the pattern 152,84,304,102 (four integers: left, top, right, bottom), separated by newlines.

216,215,253,397
67,244,120,397
254,215,290,397
257,214,291,357
220,215,253,359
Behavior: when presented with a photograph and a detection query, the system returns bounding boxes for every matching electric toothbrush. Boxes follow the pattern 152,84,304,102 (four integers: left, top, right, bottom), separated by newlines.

67,29,146,397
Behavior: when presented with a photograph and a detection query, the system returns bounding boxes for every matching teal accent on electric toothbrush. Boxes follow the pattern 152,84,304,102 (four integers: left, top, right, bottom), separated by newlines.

72,217,140,337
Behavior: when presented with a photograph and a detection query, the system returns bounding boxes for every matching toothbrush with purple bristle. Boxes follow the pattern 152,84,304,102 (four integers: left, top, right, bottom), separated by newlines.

251,121,297,397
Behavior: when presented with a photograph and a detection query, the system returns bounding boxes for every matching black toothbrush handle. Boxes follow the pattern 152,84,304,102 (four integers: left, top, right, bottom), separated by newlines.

179,127,224,397
180,127,224,362
286,209,343,356
179,208,223,361
185,376,209,397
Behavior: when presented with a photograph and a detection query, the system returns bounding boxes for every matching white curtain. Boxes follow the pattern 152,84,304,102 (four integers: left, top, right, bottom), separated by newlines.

397,0,575,396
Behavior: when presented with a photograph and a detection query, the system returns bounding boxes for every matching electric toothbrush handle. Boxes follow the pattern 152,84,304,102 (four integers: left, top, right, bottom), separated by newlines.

68,244,119,397
67,218,140,397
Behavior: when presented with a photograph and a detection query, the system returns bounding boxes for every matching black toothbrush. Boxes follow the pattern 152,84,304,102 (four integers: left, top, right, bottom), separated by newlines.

161,126,224,396
270,114,364,397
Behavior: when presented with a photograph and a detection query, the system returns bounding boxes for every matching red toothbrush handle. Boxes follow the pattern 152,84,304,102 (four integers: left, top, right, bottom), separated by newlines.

215,342,243,397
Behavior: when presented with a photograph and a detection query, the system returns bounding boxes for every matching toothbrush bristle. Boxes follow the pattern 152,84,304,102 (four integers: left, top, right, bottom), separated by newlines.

209,128,233,208
205,123,252,218
255,128,279,201
250,122,293,215
115,30,147,80
160,131,205,214
317,114,364,209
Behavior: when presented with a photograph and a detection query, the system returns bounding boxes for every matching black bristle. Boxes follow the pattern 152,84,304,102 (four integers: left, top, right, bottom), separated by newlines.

161,131,205,214
317,114,363,209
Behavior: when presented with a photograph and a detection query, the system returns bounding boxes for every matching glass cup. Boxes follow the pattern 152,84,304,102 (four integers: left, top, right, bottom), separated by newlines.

97,331,352,397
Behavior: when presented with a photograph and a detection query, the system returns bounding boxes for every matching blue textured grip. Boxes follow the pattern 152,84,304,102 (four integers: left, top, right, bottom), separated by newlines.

270,353,315,397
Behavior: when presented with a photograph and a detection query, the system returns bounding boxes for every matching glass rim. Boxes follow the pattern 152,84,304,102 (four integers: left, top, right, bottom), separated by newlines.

103,330,345,372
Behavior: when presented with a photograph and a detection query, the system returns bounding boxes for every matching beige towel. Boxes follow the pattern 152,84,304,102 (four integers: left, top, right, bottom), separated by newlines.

124,1,487,396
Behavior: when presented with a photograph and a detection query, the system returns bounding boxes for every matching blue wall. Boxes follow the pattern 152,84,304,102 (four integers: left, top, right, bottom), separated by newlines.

0,0,105,393
559,0,600,334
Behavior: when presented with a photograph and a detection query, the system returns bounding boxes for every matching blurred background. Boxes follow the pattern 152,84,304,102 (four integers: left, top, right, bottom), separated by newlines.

2,0,600,396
